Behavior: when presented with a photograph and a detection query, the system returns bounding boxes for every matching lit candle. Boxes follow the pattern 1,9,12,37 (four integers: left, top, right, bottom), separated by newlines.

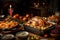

10,5,12,8
9,5,13,16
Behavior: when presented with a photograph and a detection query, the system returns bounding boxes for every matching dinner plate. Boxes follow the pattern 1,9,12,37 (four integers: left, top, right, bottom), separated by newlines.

2,34,14,40
16,31,29,38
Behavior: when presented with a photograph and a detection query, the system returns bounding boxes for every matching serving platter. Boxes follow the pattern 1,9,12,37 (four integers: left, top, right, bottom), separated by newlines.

0,24,23,34
0,16,24,34
24,25,55,36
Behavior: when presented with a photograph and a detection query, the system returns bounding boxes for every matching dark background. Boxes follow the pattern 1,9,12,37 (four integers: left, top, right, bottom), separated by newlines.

0,0,59,16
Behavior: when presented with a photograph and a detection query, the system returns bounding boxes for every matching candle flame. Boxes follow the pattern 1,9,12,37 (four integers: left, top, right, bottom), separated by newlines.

10,5,12,8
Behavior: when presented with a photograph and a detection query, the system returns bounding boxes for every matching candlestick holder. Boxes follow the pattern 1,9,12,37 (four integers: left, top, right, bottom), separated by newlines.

34,2,39,8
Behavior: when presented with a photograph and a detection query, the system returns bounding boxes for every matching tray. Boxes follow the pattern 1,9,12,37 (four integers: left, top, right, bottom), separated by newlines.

0,24,23,34
24,25,55,36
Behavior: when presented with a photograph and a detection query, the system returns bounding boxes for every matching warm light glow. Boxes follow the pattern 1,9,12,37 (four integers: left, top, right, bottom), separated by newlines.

23,17,27,21
26,14,30,17
10,5,12,8
19,16,23,19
